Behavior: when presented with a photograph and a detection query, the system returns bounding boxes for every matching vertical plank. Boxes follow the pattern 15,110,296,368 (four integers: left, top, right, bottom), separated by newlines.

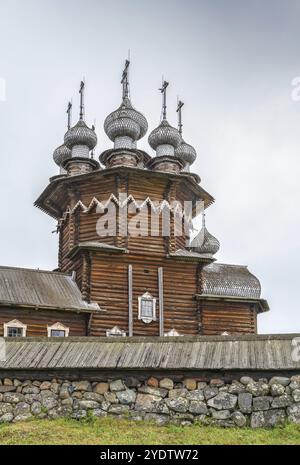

158,267,164,337
128,264,133,337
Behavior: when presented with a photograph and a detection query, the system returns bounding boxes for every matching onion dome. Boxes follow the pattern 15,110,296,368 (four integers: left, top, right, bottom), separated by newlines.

64,119,97,151
148,119,182,153
190,214,220,256
53,144,71,167
104,97,148,149
175,139,197,170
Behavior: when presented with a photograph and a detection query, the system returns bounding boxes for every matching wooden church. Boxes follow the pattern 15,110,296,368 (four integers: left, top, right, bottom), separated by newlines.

0,62,269,338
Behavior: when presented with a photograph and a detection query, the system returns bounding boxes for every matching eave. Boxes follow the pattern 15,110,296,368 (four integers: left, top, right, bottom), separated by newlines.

195,293,270,313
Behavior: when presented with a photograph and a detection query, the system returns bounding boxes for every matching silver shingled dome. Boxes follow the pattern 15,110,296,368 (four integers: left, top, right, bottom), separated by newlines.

191,218,220,256
104,97,148,142
148,119,182,150
64,119,97,150
53,144,71,167
175,139,197,166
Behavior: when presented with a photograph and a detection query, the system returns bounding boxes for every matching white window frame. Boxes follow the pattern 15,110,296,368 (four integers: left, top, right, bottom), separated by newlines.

4,319,27,337
138,292,156,324
106,326,126,337
47,322,69,338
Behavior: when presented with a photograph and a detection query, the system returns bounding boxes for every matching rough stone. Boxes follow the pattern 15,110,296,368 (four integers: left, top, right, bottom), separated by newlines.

204,387,218,400
186,390,205,401
231,411,247,427
270,384,285,396
159,378,174,390
147,377,159,388
166,397,189,413
207,393,237,411
238,393,253,414
138,386,168,398
40,381,52,390
246,382,269,397
251,411,265,428
31,402,42,415
287,403,300,424
14,413,33,422
187,400,208,415
269,377,290,387
22,385,40,395
41,396,58,410
183,379,197,390
93,383,109,395
0,413,14,423
72,381,92,392
210,379,224,388
271,394,292,408
292,389,300,403
3,392,25,404
109,379,125,392
78,400,100,410
168,388,188,399
144,413,169,425
264,409,286,427
211,409,231,420
240,376,254,385
253,396,272,411
83,392,104,402
108,404,130,415
14,402,30,416
116,389,136,405
72,410,87,420
228,382,245,394
0,403,13,416
135,393,161,412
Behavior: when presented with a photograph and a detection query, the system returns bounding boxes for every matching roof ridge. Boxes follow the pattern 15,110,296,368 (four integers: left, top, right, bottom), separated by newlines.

0,265,71,276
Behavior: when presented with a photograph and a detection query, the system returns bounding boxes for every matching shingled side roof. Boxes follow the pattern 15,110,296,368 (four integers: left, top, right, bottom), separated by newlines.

0,266,100,313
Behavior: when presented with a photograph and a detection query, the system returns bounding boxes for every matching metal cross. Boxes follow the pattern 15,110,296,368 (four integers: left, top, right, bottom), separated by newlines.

79,80,85,120
159,80,169,120
66,101,72,130
176,99,184,135
121,59,130,100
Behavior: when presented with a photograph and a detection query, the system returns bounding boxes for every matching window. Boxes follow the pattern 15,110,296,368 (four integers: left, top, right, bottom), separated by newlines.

4,320,27,337
138,292,156,323
47,322,69,337
106,326,126,337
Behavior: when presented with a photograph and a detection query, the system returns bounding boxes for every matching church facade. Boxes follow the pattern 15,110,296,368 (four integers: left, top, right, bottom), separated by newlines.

0,62,269,338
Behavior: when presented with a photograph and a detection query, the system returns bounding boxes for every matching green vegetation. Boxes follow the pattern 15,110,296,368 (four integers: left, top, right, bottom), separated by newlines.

0,417,299,445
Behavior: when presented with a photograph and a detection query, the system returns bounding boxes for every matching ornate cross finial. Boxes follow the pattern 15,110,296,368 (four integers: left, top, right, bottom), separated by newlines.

121,59,130,100
159,80,169,120
202,212,206,228
176,99,184,135
66,101,72,130
79,80,85,120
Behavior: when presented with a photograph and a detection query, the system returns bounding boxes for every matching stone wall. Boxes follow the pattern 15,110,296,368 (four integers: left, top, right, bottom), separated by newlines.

0,375,300,428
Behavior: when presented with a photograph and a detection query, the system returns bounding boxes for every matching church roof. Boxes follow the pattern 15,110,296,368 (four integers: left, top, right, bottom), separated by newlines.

202,263,262,299
0,266,100,313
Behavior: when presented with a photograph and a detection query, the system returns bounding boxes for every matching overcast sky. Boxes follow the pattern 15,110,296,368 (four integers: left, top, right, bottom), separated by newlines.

0,0,299,334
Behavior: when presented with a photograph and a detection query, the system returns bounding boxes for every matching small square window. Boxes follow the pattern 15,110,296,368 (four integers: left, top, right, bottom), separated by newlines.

7,327,24,338
50,330,66,337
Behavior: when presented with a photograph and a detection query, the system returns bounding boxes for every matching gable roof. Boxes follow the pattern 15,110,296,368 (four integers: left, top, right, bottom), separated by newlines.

0,266,100,313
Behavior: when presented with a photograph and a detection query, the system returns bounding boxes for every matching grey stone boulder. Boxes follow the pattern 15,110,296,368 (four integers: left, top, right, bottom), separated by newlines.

264,409,286,427
0,403,13,416
251,411,265,428
108,404,130,415
270,384,285,396
228,382,246,394
292,389,300,403
100,401,111,412
3,392,25,403
204,387,219,400
39,381,52,390
246,382,269,397
22,385,40,395
83,392,104,403
109,379,125,392
0,413,14,423
269,377,290,387
168,388,188,399
207,393,237,411
78,400,100,410
116,389,136,405
59,385,71,400
31,402,42,415
211,409,231,420
41,396,58,410
231,411,247,427
240,376,254,385
144,413,169,425
135,393,161,412
152,401,170,415
287,403,300,424
188,401,208,415
14,402,30,416
186,390,205,401
72,410,87,420
159,378,174,390
238,393,253,414
104,392,119,404
138,386,168,398
72,381,92,392
290,381,300,391
13,413,33,422
253,396,272,411
92,409,107,418
24,393,41,404
166,397,189,413
271,394,292,409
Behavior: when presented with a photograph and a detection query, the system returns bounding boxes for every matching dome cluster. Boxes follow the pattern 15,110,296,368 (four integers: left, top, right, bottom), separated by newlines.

52,63,198,174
